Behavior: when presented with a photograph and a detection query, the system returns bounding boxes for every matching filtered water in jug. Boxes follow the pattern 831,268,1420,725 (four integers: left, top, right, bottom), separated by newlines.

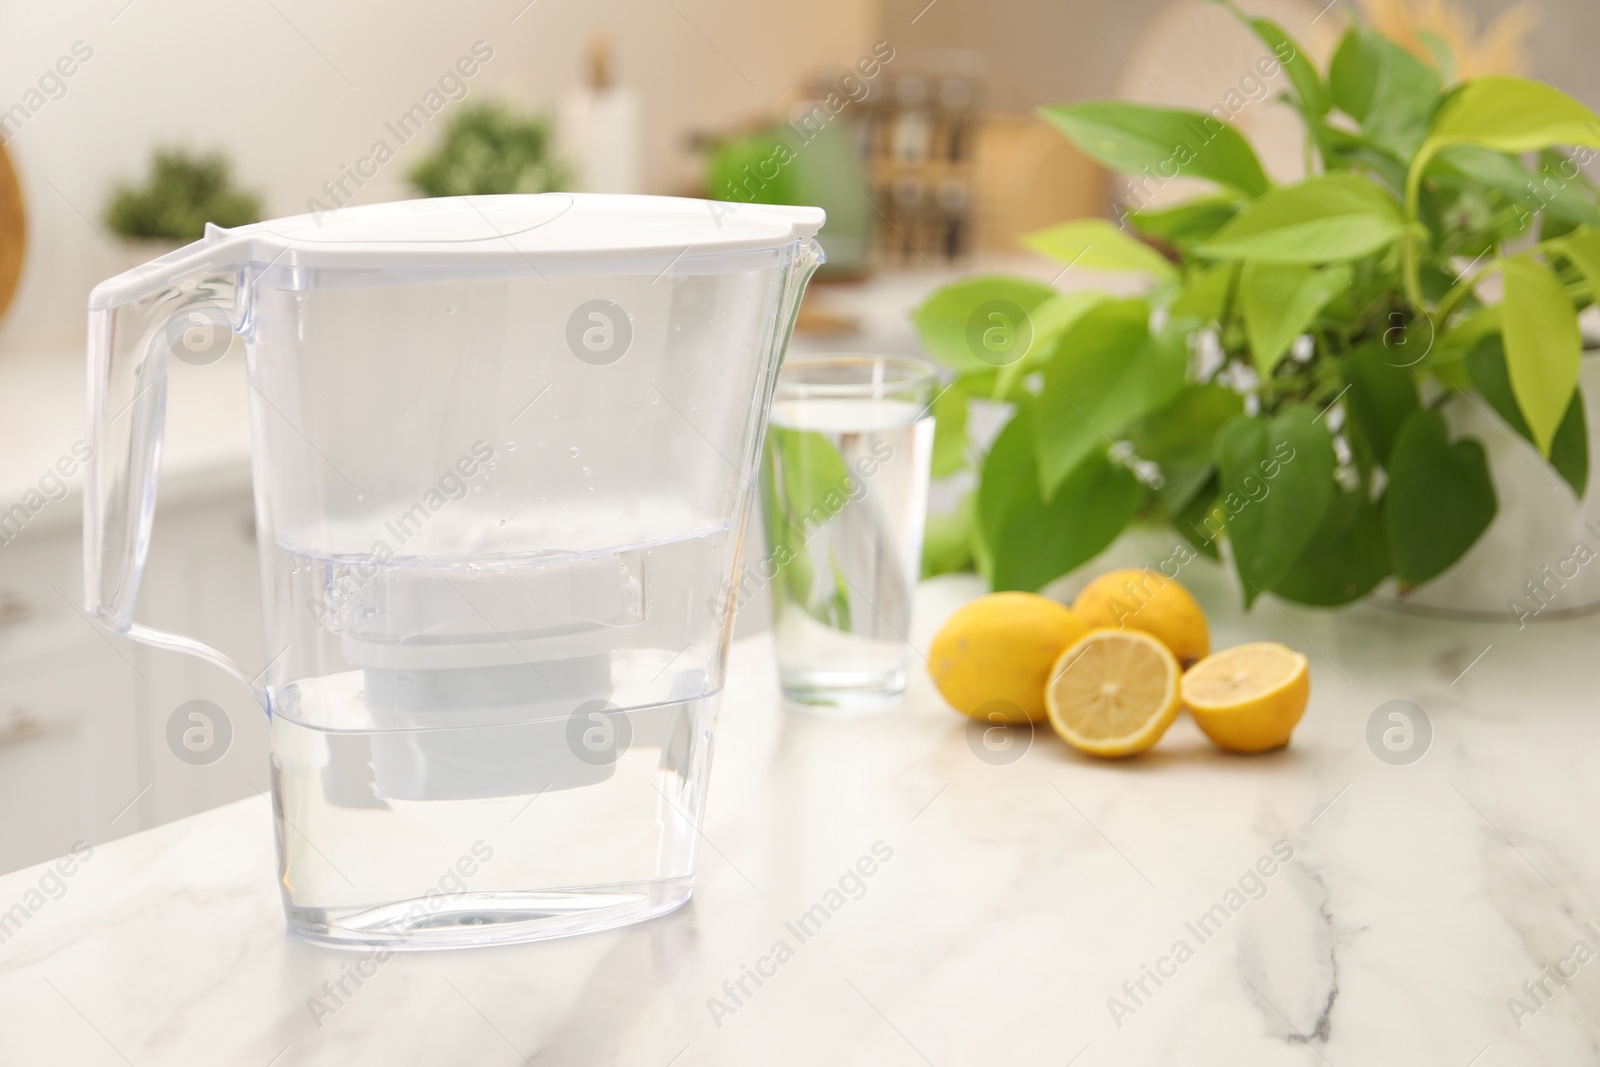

85,194,824,947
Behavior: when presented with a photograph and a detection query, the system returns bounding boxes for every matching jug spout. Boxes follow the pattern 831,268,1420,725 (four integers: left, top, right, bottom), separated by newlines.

782,238,825,340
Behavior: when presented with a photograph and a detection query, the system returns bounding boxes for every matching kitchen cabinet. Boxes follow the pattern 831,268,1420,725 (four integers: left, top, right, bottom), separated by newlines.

0,475,268,874
0,343,263,875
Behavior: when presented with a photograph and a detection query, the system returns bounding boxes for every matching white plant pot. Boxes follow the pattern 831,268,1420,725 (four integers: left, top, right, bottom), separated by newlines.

1374,352,1600,622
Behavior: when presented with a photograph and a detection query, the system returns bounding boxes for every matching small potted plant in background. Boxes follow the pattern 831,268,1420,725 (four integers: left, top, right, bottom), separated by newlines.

105,147,262,257
409,103,571,196
916,2,1600,617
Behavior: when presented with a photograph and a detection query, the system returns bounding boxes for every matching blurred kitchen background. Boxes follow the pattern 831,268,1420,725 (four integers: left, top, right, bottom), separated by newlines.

0,0,1588,873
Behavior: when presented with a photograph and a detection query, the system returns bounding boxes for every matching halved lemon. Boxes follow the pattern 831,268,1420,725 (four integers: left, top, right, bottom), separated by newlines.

1044,629,1182,758
1182,642,1310,753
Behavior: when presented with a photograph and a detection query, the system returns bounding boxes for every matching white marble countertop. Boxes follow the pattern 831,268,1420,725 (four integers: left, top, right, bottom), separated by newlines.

1,564,1597,1066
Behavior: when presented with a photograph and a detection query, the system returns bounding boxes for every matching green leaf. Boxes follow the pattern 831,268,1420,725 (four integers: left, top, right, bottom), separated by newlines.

1464,334,1588,497
1428,145,1535,214
1328,28,1382,121
978,410,1142,592
820,556,853,633
1316,125,1412,198
912,276,1059,373
1403,78,1600,251
970,490,994,580
1329,27,1442,158
992,289,1115,401
1220,5,1329,116
1020,218,1176,279
1543,213,1582,245
769,426,850,510
1433,303,1499,369
1240,262,1347,376
1416,29,1456,86
930,380,970,478
1546,395,1589,501
1384,408,1496,586
922,493,976,577
1264,27,1329,118
1175,476,1222,560
1033,301,1188,499
1430,146,1600,227
1127,198,1240,249
761,426,858,619
1543,148,1600,196
759,456,809,610
1426,76,1600,157
1558,227,1600,299
1491,151,1594,231
1427,144,1523,191
1342,341,1420,466
1198,173,1406,263
1129,384,1244,514
1214,404,1336,605
1038,101,1269,197
1427,146,1600,235
1419,262,1462,304
1271,489,1391,606
1537,173,1597,240
1169,262,1236,321
1026,290,1115,346
1500,253,1581,455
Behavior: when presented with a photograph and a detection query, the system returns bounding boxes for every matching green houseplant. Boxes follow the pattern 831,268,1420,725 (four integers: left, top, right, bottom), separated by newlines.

916,4,1600,607
105,148,262,241
409,103,571,197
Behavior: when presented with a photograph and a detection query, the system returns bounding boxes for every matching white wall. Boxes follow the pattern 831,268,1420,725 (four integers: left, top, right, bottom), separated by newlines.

0,0,878,347
879,0,1598,115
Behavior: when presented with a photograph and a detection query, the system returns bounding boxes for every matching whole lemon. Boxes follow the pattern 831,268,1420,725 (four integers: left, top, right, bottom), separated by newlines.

1072,569,1210,669
928,592,1088,723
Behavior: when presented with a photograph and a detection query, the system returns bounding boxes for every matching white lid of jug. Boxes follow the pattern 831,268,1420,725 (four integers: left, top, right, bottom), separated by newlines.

90,193,826,309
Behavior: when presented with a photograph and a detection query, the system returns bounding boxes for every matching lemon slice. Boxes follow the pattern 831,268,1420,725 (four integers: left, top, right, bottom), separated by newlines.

1044,629,1181,758
1181,642,1310,753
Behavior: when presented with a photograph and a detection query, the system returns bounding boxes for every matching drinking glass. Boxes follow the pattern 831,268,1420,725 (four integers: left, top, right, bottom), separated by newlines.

759,353,937,712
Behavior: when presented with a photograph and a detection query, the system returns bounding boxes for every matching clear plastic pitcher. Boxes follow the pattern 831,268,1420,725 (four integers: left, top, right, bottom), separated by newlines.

84,194,824,948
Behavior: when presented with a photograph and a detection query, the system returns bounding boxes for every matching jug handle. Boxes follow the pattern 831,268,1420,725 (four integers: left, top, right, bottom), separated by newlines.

84,239,271,713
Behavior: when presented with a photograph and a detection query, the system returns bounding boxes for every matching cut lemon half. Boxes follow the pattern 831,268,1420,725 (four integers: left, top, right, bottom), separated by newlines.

1044,629,1181,758
1182,642,1310,753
